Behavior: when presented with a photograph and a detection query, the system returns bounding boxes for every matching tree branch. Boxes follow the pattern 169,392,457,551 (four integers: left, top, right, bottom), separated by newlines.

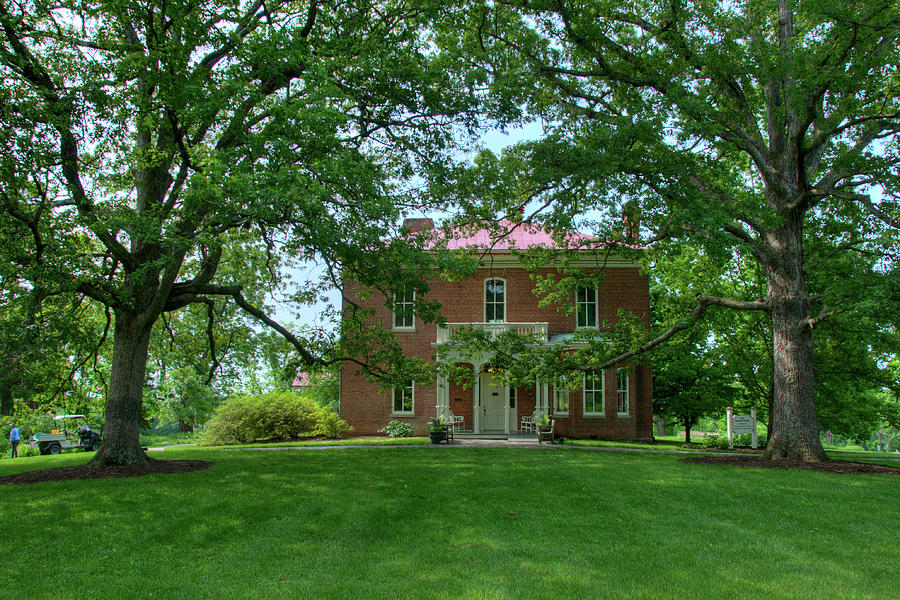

580,294,770,371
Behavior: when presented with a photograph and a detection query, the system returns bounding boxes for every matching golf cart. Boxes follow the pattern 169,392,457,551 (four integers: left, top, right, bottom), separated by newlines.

29,415,102,455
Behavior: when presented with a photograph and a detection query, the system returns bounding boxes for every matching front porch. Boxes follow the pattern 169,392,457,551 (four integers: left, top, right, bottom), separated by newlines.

433,362,553,436
433,322,555,435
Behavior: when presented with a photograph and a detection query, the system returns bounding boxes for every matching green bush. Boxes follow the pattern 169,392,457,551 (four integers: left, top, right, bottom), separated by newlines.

701,433,729,449
200,392,319,445
311,407,353,439
732,433,752,447
379,419,414,438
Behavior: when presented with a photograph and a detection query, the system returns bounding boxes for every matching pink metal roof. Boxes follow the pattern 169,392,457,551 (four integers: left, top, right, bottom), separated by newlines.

291,372,312,387
427,220,598,250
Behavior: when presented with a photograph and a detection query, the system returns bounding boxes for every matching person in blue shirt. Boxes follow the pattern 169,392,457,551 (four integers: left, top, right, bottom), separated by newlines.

9,423,20,458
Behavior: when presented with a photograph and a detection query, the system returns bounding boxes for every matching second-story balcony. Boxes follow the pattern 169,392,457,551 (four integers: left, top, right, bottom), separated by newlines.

436,322,549,344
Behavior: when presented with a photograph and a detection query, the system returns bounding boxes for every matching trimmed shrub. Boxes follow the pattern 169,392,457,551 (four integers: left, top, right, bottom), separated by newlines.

379,419,414,438
311,407,353,439
200,392,319,445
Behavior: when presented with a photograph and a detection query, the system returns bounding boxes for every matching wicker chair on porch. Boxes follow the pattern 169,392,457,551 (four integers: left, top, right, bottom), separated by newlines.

520,415,536,434
448,414,465,434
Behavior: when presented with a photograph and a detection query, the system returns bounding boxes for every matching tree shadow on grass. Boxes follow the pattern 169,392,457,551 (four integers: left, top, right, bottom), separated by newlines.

682,455,900,474
0,459,213,485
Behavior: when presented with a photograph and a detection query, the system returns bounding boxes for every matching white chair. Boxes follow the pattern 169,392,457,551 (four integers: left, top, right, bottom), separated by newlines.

448,414,465,433
520,415,535,434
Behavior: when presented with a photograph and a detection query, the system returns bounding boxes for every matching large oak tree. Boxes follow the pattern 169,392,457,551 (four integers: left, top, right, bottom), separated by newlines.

0,0,483,465
444,0,900,461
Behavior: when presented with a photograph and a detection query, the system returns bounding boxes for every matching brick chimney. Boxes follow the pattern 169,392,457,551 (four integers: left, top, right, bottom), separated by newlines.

623,201,639,242
402,218,434,233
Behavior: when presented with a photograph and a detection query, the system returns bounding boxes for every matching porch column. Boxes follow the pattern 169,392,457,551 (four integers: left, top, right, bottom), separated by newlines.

503,383,510,435
473,361,482,433
533,377,547,419
436,375,450,420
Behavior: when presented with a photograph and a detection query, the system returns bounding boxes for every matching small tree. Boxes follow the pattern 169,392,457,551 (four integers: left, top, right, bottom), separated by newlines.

652,329,734,444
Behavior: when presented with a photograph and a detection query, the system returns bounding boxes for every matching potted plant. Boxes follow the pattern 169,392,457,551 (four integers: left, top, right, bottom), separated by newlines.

536,413,553,444
427,416,447,444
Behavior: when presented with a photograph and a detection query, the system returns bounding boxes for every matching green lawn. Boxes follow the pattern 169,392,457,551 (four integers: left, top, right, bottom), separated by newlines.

197,436,429,449
1,446,897,599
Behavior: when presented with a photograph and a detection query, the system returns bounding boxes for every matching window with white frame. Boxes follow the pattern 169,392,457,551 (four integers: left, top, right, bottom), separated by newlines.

554,381,569,415
576,284,598,328
583,370,604,415
392,380,414,414
485,278,506,323
392,288,415,329
616,368,629,415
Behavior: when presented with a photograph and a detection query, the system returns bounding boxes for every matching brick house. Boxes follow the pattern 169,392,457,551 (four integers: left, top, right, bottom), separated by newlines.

340,218,653,440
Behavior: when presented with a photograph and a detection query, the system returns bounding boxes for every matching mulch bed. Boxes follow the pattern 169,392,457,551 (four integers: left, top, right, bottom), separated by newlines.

0,459,213,485
682,454,900,474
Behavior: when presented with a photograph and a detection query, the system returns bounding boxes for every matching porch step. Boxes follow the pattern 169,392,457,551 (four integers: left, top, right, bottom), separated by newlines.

454,433,507,440
453,432,539,441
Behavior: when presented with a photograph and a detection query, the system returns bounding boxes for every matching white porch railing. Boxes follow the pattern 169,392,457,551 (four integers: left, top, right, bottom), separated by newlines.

436,322,549,344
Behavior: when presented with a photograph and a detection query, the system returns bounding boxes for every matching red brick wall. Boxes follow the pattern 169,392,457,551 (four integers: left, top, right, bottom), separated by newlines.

551,364,653,440
340,264,652,439
449,365,474,431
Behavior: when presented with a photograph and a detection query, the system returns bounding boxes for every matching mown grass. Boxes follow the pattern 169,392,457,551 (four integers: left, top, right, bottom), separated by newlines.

138,430,201,447
198,436,429,449
560,437,701,451
1,446,897,600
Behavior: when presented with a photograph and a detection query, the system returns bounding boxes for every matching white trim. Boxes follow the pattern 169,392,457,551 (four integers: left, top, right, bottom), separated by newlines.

392,288,416,330
582,370,605,416
616,368,630,416
483,277,507,323
474,253,640,269
391,380,414,415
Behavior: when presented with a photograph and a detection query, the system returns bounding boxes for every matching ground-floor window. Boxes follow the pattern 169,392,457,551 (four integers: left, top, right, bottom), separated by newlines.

554,381,569,415
583,370,604,416
393,380,414,414
616,368,629,415
509,386,517,408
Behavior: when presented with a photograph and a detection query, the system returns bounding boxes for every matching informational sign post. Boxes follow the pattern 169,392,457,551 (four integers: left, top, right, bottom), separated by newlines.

726,407,758,449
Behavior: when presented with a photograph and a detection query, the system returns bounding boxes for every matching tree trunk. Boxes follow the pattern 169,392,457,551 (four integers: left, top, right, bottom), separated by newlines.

766,370,774,440
88,310,154,467
761,214,828,462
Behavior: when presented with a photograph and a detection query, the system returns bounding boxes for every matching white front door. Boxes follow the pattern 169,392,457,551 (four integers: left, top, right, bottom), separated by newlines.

481,372,507,432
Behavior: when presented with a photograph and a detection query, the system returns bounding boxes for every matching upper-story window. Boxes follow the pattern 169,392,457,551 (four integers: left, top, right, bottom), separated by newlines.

393,288,415,330
484,278,506,323
576,284,598,328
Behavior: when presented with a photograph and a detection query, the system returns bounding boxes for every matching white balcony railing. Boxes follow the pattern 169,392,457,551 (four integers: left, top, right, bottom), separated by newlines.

436,322,549,344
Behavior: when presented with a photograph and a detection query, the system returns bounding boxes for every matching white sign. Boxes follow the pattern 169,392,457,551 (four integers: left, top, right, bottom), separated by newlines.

732,415,753,434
